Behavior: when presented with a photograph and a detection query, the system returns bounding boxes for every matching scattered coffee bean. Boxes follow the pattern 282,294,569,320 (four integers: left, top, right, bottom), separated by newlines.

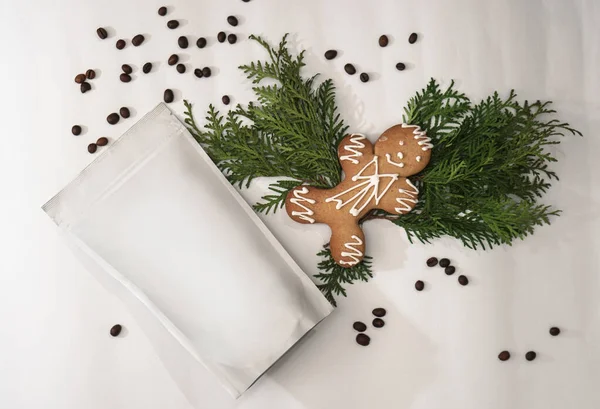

227,16,239,26
356,333,370,346
359,73,369,83
197,37,207,48
119,107,130,118
167,20,179,29
498,351,510,361
353,321,367,332
132,34,145,47
80,82,91,93
344,63,356,75
415,280,425,291
458,275,468,286
445,266,456,275
164,89,174,103
116,39,126,50
202,67,212,77
142,62,153,74
227,34,237,44
242,0,251,2
85,69,96,80
119,73,132,83
396,62,406,71
550,327,561,336
439,258,450,268
194,68,204,78
71,125,82,136
96,27,108,40
168,54,179,66
408,32,418,44
178,36,189,49
107,113,120,125
222,95,230,105
110,324,122,337
121,64,132,74
378,35,389,47
217,31,226,43
372,318,385,328
324,50,337,60
96,137,109,147
176,64,186,74
74,73,86,84
426,257,438,267
158,6,167,16
372,308,386,317
525,351,537,361
87,143,97,154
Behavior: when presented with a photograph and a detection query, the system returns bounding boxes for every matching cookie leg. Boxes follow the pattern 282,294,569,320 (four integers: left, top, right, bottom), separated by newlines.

285,185,324,224
329,222,366,268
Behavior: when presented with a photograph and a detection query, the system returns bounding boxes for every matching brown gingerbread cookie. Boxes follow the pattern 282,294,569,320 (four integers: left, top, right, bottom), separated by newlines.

285,124,432,267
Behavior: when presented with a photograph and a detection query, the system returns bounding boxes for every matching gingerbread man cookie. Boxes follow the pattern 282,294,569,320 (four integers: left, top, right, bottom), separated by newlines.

285,124,432,267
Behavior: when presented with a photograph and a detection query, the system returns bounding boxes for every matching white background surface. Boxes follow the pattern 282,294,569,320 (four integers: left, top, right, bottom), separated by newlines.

1,0,599,408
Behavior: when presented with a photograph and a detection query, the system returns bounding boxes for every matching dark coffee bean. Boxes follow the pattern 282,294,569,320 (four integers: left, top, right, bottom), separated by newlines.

217,31,226,43
458,275,469,286
549,327,561,336
196,37,207,48
178,36,189,49
227,16,239,26
372,308,386,317
353,321,367,332
132,34,145,47
227,34,237,44
107,113,120,125
396,62,406,71
96,27,108,40
242,0,251,2
168,54,179,66
119,107,130,118
74,73,86,84
426,257,438,267
415,280,425,291
116,39,126,50
445,266,456,275
202,67,212,77
372,318,385,328
222,95,230,105
71,125,82,136
158,6,167,16
121,64,132,74
525,351,537,361
167,20,179,29
344,63,356,75
324,50,337,60
80,82,91,93
359,73,369,83
194,68,204,78
119,73,132,83
498,351,510,361
439,258,450,268
164,89,174,103
378,35,389,47
85,69,96,80
176,64,186,74
408,32,418,44
87,143,97,154
356,333,370,346
142,62,152,74
110,324,122,337
96,137,109,147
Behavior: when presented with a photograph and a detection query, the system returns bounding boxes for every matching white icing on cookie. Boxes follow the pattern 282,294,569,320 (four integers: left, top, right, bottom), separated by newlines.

338,235,363,266
340,134,366,164
399,141,405,146
401,123,433,151
394,179,419,213
290,187,316,223
385,153,405,168
416,156,422,162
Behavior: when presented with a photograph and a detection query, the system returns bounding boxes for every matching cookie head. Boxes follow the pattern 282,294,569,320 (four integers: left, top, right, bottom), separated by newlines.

374,124,432,176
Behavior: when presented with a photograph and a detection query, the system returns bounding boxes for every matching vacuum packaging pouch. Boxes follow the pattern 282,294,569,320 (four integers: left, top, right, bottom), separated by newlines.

42,103,334,399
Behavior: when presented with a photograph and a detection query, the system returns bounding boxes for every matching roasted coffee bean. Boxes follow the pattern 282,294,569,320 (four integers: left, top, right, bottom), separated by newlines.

415,280,425,291
356,333,370,346
164,89,174,103
71,125,82,136
372,318,385,328
396,62,406,71
359,73,369,83
158,6,167,16
227,15,239,26
116,39,126,50
96,137,109,146
525,351,537,361
439,258,450,268
227,34,237,44
87,143,97,154
121,64,132,74
378,35,389,47
458,275,468,286
352,321,367,332
344,63,356,75
222,95,230,105
217,31,226,43
202,67,212,77
408,32,418,44
324,50,337,60
80,82,91,93
372,308,386,317
498,351,510,361
178,36,189,49
74,73,86,84
176,64,186,74
107,113,120,125
445,266,456,275
194,68,204,78
550,327,561,336
132,34,145,47
119,107,130,118
196,37,207,48
119,73,132,83
168,54,179,66
167,20,179,29
96,27,108,40
242,0,251,2
142,62,152,74
86,69,96,80
426,257,438,267
110,324,122,337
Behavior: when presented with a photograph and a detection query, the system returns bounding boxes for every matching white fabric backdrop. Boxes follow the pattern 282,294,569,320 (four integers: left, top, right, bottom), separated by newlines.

1,0,599,408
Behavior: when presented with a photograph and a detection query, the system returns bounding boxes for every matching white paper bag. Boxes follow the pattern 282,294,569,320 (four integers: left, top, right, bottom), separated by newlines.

42,103,333,399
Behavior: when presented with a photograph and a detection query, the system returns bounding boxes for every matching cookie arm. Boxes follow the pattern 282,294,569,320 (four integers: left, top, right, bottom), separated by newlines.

376,177,420,215
337,133,374,176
